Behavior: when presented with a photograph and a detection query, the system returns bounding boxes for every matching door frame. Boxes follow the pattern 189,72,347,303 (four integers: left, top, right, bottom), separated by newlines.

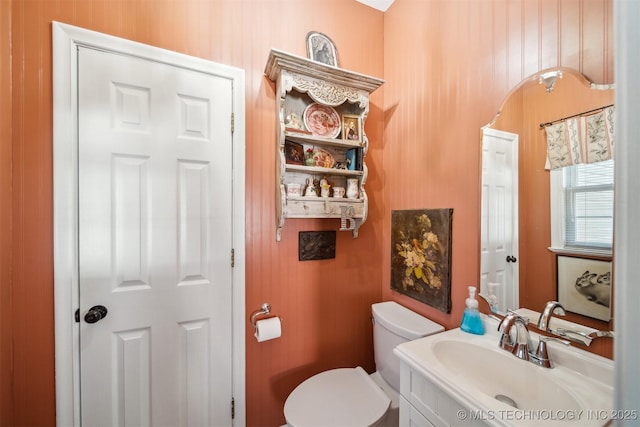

52,22,246,426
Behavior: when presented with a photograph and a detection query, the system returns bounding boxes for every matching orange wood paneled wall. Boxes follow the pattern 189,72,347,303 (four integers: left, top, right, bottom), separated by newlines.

381,0,613,339
2,1,384,426
0,0,613,426
490,71,614,358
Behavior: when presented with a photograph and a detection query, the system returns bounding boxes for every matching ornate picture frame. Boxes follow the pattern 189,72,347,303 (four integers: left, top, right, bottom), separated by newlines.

306,31,338,67
557,255,612,321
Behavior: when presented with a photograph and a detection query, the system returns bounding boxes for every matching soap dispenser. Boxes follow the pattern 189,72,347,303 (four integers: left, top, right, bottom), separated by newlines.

486,282,500,313
460,286,485,335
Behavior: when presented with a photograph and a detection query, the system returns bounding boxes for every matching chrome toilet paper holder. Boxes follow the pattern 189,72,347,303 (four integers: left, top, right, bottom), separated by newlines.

250,303,272,328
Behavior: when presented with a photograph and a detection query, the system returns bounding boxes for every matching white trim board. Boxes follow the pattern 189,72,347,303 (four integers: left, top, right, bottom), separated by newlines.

614,0,640,416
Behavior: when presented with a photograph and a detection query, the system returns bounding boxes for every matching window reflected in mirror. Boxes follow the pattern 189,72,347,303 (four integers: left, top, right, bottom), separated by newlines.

550,160,614,255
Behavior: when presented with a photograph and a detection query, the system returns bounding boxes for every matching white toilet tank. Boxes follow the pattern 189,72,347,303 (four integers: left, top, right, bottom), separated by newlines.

372,301,444,392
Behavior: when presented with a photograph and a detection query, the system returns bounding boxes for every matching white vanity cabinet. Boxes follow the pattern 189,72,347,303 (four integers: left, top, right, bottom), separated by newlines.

396,326,614,427
399,362,488,427
264,49,383,241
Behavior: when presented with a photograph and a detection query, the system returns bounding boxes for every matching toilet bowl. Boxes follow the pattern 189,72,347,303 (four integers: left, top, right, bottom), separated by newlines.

283,301,444,427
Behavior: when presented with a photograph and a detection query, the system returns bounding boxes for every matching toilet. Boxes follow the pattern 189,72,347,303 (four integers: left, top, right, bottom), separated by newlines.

283,301,444,427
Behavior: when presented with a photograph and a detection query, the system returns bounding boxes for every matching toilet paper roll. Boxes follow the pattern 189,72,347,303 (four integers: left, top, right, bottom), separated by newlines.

254,317,282,342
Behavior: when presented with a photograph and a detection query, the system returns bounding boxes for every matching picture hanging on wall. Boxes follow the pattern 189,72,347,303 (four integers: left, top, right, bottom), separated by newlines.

390,209,453,313
299,231,336,261
557,255,612,321
306,31,339,67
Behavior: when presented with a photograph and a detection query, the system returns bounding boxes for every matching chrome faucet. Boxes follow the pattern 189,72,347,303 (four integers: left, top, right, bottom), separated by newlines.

498,310,569,368
537,301,566,331
531,336,570,368
498,312,532,361
537,300,614,346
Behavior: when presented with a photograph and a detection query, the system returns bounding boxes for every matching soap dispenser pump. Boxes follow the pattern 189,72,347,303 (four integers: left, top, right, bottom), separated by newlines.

460,286,485,335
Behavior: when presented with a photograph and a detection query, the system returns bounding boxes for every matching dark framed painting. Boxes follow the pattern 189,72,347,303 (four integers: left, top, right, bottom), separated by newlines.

284,140,304,165
390,209,453,313
557,255,612,321
299,231,336,261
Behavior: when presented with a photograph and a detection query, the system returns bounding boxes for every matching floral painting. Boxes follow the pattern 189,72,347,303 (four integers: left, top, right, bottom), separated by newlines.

390,209,453,313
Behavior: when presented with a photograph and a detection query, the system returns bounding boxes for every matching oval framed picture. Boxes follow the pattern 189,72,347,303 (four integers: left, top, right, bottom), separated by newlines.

306,31,339,67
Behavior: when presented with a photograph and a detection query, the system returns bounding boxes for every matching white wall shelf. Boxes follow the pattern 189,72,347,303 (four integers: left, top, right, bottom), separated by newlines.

265,48,383,241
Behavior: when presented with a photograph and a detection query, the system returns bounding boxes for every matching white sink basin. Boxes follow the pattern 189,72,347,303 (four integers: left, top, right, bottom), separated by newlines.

432,340,581,411
395,321,613,426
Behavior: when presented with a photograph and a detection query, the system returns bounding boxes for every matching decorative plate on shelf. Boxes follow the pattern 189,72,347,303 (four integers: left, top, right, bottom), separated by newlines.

303,103,341,138
313,148,335,168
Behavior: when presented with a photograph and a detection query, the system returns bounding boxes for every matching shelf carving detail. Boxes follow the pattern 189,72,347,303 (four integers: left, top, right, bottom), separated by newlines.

287,73,368,108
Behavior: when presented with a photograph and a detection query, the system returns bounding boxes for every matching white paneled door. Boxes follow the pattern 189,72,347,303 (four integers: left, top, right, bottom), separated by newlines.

78,46,233,426
480,128,519,313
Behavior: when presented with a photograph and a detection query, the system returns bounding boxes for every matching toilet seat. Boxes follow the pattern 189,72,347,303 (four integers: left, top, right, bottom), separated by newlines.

284,366,391,427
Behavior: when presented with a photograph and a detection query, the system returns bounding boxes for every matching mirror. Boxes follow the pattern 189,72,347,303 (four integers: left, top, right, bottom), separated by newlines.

479,68,614,343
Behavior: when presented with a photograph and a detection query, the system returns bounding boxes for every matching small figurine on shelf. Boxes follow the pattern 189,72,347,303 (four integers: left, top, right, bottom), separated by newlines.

304,178,318,197
334,159,350,170
320,177,331,198
285,112,304,130
305,147,316,166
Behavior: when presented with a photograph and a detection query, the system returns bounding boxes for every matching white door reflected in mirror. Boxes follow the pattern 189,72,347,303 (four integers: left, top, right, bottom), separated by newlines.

480,128,519,314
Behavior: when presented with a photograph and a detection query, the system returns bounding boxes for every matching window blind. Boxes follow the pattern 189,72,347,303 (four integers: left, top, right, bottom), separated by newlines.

563,159,614,250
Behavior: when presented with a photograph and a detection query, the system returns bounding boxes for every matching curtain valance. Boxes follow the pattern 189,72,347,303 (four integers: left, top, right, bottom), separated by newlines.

545,106,615,170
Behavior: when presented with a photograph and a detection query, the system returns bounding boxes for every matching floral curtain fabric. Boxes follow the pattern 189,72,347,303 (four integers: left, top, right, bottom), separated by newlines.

545,106,615,170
